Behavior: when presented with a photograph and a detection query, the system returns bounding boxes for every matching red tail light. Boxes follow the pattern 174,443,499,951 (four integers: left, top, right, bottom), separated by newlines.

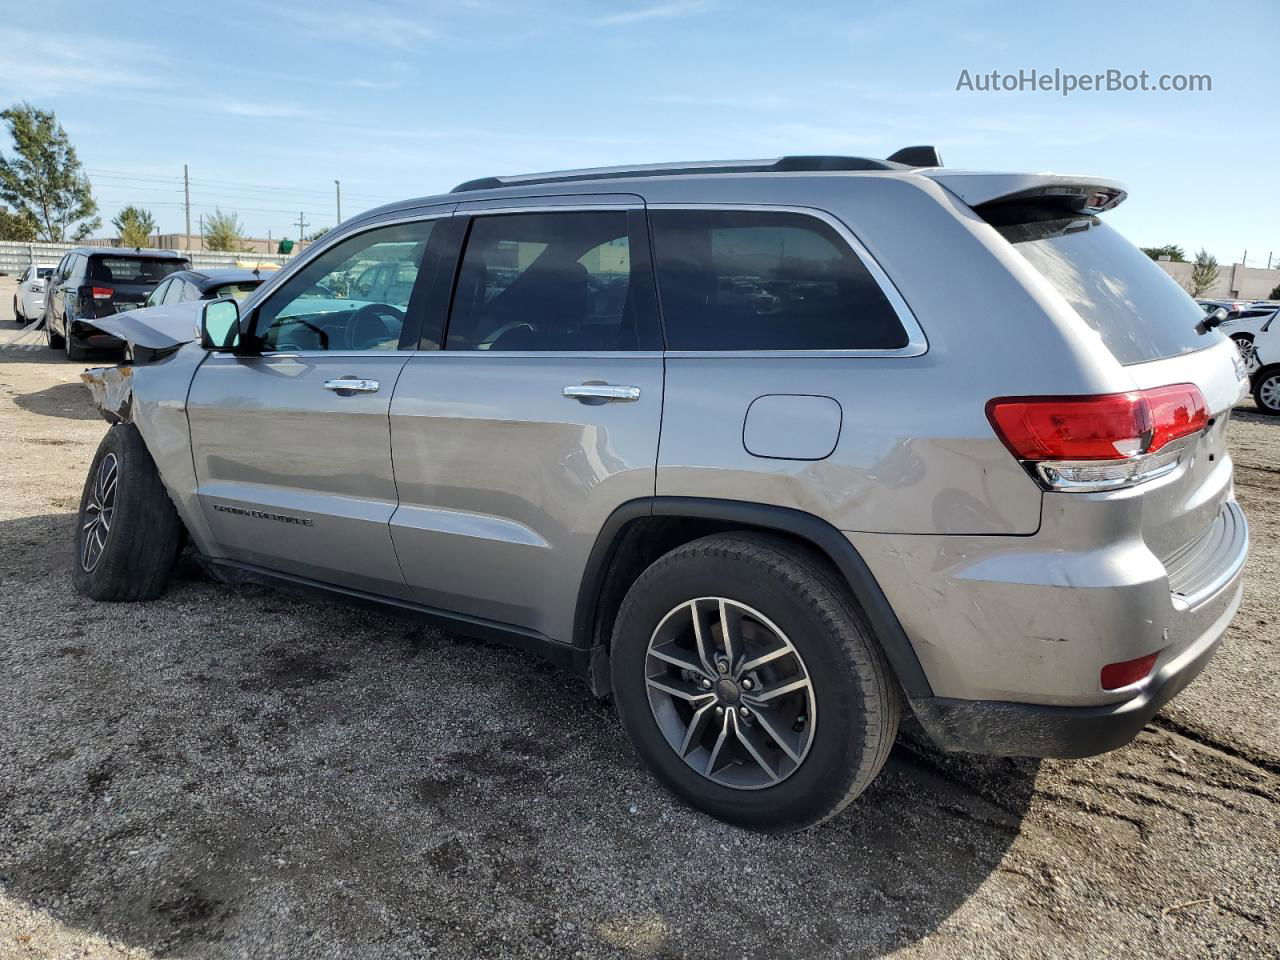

987,384,1208,491
1101,652,1158,690
91,286,114,300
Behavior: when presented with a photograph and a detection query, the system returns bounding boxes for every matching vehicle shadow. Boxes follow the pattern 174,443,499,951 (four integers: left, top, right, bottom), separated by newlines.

0,511,1038,959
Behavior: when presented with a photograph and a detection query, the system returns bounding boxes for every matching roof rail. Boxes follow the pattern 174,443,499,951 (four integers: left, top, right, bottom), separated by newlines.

449,151,941,193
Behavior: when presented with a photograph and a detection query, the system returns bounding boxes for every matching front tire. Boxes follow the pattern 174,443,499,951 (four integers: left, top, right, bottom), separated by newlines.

13,296,24,324
1254,365,1280,416
610,532,901,832
72,423,184,601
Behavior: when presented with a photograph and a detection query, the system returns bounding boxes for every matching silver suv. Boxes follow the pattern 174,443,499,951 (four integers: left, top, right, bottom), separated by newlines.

75,150,1250,832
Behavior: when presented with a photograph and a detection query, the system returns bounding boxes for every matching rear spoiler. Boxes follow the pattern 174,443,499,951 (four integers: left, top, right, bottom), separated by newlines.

923,171,1128,214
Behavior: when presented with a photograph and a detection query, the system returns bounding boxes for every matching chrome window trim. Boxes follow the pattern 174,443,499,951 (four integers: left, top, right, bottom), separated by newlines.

458,201,645,216
646,202,927,359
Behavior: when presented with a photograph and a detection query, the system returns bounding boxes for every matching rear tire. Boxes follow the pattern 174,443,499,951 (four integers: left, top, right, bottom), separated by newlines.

46,318,64,350
610,532,901,832
72,423,184,601
65,331,88,362
1253,365,1280,416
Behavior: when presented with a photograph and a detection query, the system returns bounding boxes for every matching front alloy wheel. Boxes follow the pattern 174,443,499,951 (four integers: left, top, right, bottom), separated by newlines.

1256,369,1280,415
80,453,118,572
646,597,816,789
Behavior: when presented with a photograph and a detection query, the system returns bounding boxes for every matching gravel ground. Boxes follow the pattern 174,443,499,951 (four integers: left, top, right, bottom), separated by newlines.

1,283,1277,959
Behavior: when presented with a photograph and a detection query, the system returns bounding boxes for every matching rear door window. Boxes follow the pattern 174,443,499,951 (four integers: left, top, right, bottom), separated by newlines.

650,209,909,351
89,256,188,284
990,213,1220,365
446,210,660,351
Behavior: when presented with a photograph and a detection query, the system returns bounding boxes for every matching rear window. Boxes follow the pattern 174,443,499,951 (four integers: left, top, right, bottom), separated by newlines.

992,212,1219,365
89,256,188,285
650,209,908,351
212,282,262,301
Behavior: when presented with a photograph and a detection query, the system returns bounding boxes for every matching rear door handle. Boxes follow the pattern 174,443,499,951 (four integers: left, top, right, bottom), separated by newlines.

562,383,641,404
323,378,380,394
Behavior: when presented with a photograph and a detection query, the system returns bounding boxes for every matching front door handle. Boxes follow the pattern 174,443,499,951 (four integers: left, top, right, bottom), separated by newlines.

563,383,641,404
323,378,380,394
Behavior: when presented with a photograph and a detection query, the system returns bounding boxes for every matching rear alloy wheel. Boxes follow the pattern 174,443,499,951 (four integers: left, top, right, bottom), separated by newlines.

1254,367,1280,416
645,597,817,789
612,532,901,832
1231,335,1258,375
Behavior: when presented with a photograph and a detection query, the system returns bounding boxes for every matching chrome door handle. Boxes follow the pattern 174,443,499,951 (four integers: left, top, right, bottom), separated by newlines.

562,383,641,404
323,378,380,394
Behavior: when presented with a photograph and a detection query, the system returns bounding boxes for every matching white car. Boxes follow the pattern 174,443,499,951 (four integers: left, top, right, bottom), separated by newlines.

1248,320,1280,413
12,263,55,324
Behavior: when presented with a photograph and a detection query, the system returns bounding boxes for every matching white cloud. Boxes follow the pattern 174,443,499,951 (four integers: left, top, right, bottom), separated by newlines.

0,29,166,99
593,0,712,27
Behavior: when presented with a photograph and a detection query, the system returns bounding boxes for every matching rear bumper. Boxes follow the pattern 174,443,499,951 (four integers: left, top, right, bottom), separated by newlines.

907,573,1240,757
69,319,124,349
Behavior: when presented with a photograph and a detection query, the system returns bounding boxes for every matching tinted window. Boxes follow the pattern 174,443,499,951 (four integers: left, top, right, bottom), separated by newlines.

446,210,658,351
162,278,187,304
89,256,187,284
255,219,434,352
146,279,171,306
650,210,908,351
994,214,1219,365
211,281,262,301
37,267,53,280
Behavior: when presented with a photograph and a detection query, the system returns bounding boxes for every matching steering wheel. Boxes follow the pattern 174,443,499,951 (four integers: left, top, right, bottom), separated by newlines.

347,303,405,350
478,319,537,349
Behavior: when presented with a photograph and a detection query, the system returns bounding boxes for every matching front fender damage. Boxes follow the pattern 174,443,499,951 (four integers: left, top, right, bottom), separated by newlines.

80,365,134,424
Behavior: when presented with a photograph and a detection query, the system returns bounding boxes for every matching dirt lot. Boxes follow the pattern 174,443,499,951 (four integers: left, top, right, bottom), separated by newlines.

1,282,1277,959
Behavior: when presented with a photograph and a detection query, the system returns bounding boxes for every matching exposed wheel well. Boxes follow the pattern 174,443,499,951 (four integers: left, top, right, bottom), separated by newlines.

574,498,933,700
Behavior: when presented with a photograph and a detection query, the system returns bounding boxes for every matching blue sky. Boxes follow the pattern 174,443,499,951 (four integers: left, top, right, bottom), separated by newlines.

3,0,1276,265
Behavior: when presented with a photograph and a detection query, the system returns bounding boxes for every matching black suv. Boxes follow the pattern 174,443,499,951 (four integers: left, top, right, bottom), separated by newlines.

44,248,190,360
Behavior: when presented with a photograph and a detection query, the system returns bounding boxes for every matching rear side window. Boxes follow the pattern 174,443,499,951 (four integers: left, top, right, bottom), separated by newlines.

446,210,659,351
650,209,909,351
991,213,1218,365
89,256,188,284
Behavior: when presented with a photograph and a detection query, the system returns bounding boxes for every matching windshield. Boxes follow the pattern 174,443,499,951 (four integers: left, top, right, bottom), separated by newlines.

90,256,189,285
993,214,1220,365
36,267,53,279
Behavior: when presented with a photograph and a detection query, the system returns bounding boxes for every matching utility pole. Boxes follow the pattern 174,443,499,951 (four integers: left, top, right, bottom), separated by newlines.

198,214,204,252
183,164,192,248
335,180,342,224
295,211,309,243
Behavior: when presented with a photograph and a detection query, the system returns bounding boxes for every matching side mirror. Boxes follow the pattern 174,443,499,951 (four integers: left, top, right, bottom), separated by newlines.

200,297,241,350
1204,307,1229,328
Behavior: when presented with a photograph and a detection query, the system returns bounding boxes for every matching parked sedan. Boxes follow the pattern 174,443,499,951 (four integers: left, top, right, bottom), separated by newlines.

12,263,55,324
105,269,269,350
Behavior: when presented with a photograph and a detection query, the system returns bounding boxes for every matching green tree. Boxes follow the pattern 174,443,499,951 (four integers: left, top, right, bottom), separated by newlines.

303,227,329,243
0,102,100,242
1269,283,1280,300
0,204,37,241
1140,244,1186,262
1189,249,1219,297
112,205,156,248
203,207,247,252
